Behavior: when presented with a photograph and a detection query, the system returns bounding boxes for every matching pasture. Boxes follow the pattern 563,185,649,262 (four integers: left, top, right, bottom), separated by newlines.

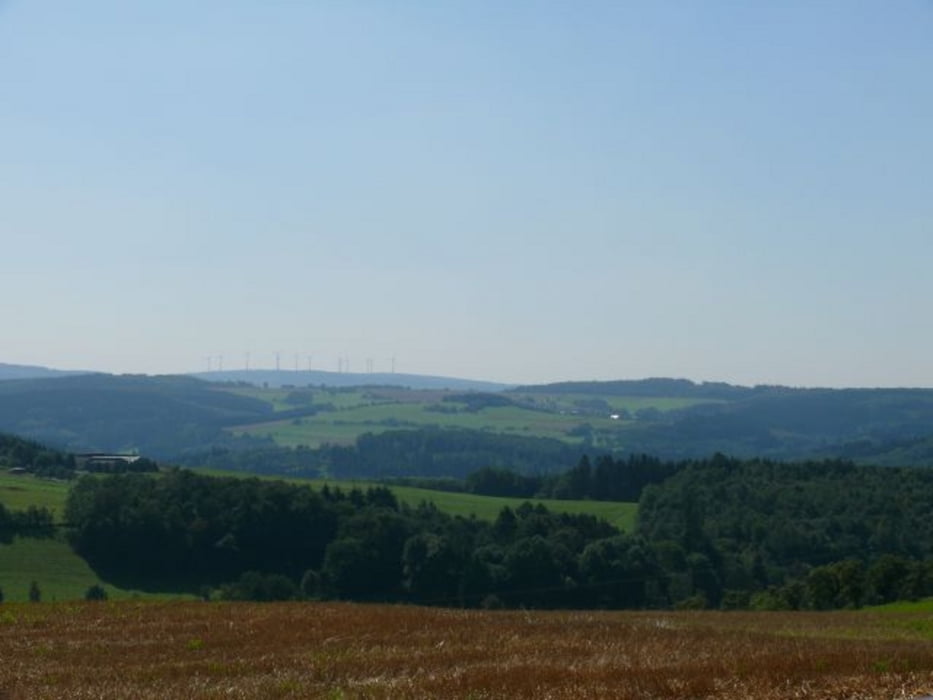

229,402,599,448
195,470,639,532
1,601,931,698
357,482,638,531
222,384,717,449
0,474,162,601
0,472,67,513
0,536,123,603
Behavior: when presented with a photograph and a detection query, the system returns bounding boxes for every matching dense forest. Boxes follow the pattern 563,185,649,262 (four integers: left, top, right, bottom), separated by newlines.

637,455,933,608
0,374,274,458
65,470,617,606
462,454,679,501
65,459,933,609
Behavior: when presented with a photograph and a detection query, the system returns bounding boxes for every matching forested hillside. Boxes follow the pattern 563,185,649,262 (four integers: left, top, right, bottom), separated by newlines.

0,374,273,458
4,373,933,470
514,378,762,400
637,455,933,608
0,433,75,478
191,428,580,479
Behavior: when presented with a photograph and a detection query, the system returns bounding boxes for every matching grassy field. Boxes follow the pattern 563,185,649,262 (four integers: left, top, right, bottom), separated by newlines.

0,536,129,603
221,384,719,449
194,470,639,532
224,385,384,412
348,482,638,532
230,402,597,448
0,474,173,602
0,601,931,699
0,472,68,513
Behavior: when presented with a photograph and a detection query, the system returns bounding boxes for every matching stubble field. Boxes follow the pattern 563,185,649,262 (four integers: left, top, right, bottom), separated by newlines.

1,601,932,699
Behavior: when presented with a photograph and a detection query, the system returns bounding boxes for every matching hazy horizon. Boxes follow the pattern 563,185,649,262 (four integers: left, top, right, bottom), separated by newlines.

5,358,933,392
3,2,931,388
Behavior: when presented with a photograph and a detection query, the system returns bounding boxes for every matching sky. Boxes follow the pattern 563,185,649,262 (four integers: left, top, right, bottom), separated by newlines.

1,1,931,387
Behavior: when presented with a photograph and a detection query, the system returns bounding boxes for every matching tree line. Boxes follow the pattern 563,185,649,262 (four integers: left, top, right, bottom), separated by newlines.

463,454,679,501
0,503,55,544
65,470,621,606
64,458,933,609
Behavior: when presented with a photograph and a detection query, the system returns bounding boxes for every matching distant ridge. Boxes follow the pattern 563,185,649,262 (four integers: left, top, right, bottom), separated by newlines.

191,369,514,392
0,362,93,381
513,377,767,399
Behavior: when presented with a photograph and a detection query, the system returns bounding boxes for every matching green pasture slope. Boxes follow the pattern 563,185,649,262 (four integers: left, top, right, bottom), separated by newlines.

339,481,638,532
229,401,597,448
221,384,718,449
0,537,119,603
0,473,166,602
195,469,638,532
0,472,68,513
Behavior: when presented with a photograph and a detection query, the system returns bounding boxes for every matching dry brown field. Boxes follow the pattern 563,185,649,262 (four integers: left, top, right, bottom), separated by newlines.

1,601,932,699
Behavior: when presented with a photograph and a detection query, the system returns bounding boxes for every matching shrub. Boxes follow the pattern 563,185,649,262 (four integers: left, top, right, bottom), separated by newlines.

85,584,108,601
220,571,297,602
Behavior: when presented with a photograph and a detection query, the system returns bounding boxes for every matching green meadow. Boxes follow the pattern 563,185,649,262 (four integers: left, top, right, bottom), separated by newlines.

0,473,163,601
191,468,638,532
232,401,622,448
0,536,132,603
335,480,638,532
0,472,68,513
222,384,719,449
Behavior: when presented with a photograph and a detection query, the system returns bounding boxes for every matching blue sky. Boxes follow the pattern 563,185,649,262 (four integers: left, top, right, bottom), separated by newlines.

2,1,931,386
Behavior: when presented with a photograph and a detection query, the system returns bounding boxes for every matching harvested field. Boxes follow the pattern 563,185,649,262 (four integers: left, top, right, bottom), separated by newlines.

0,602,932,699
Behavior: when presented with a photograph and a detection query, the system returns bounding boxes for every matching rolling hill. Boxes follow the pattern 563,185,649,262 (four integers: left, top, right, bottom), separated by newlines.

193,368,512,391
0,362,91,381
1,370,933,473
